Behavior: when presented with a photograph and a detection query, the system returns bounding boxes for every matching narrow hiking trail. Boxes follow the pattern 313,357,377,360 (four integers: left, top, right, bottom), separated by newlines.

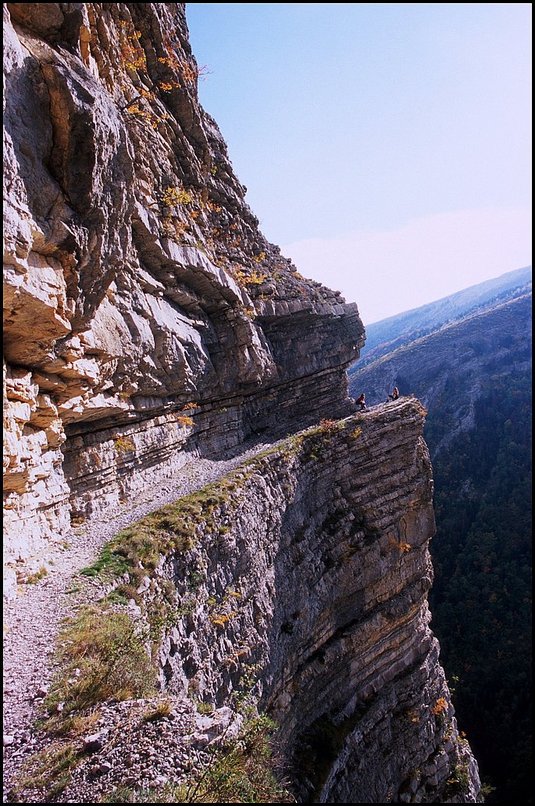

2,438,276,793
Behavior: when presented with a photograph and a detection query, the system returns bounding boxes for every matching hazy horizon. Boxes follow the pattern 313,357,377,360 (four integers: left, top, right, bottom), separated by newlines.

362,263,532,326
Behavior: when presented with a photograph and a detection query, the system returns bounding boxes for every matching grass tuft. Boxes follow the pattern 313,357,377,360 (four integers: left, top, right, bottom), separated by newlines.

45,604,155,718
10,741,81,801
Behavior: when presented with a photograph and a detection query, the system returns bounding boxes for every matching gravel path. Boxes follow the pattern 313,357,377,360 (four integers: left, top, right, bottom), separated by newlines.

2,438,275,793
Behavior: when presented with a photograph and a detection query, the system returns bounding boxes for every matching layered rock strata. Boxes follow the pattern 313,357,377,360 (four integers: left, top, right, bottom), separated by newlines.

149,399,480,802
44,400,479,802
3,2,363,586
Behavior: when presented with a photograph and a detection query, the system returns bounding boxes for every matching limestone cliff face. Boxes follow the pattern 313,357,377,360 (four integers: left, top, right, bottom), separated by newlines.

45,400,480,802
3,2,363,580
3,4,481,802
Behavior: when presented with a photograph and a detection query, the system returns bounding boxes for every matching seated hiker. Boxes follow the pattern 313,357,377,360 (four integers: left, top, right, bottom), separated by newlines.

387,386,399,401
355,392,367,411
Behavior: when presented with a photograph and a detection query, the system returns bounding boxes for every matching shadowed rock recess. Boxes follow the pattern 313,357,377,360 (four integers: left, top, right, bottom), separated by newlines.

3,3,480,802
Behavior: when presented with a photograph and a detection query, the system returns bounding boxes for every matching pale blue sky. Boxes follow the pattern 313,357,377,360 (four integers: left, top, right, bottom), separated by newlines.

186,3,532,323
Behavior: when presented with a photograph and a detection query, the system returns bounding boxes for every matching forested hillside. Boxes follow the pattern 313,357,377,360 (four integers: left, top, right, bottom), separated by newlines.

429,357,532,802
349,286,532,802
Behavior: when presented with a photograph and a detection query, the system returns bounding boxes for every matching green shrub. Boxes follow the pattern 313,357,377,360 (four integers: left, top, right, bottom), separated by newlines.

444,761,471,797
114,435,136,454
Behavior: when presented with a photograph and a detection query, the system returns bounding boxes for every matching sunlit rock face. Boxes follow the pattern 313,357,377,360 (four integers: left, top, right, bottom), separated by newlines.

3,1,363,578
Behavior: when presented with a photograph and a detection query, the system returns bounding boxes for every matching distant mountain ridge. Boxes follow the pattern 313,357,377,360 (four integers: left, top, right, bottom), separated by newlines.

357,265,531,368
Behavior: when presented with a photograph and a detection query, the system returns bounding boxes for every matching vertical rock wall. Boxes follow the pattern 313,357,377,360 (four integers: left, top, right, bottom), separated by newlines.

3,2,363,588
